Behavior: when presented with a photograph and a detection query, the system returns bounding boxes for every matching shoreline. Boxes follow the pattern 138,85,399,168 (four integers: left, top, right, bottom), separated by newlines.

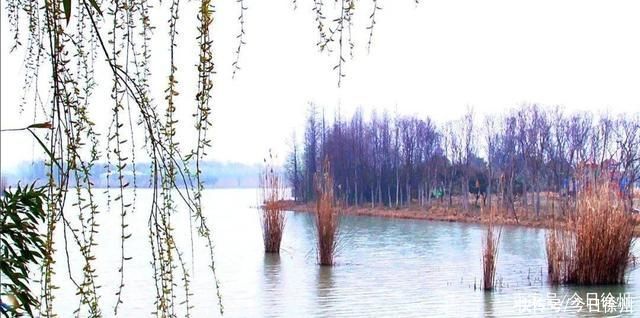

285,201,640,235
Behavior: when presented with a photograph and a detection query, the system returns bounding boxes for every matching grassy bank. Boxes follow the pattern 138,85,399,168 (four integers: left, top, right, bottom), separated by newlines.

284,197,640,236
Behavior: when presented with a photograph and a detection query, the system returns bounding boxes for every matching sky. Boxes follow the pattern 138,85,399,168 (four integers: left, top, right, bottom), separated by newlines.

2,0,640,170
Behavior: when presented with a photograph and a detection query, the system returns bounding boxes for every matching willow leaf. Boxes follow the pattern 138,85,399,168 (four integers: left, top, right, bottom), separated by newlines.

63,0,72,24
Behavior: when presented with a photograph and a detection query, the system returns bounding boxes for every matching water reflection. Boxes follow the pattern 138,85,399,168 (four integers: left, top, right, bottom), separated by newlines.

315,266,335,315
262,253,282,293
261,253,283,317
483,291,495,317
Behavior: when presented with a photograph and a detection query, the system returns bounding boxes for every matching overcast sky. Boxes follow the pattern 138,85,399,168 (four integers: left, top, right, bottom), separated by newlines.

2,0,640,170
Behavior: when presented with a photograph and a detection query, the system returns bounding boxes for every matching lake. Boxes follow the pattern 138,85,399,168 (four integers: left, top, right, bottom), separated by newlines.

49,188,639,317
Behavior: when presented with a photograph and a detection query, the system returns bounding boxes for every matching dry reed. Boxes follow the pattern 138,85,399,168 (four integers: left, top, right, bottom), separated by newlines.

259,156,286,253
482,208,501,291
314,159,340,266
546,180,635,285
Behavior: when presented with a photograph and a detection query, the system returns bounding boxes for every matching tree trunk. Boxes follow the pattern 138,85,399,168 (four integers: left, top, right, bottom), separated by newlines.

522,172,528,209
535,175,541,217
395,172,400,208
354,181,358,207
508,170,515,212
448,179,453,208
487,170,492,210
462,176,469,212
371,187,374,208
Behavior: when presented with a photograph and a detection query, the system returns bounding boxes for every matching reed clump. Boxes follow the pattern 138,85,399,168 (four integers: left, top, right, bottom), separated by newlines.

260,155,286,253
546,180,634,285
482,209,501,291
314,159,340,266
545,228,564,284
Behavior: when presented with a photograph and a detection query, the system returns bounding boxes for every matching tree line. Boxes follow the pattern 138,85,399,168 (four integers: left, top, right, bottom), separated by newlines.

2,160,262,189
285,104,640,214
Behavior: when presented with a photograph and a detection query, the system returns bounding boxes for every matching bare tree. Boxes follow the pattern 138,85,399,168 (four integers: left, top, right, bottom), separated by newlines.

616,115,640,211
285,131,303,201
484,115,499,209
460,109,476,212
304,103,320,201
292,104,637,215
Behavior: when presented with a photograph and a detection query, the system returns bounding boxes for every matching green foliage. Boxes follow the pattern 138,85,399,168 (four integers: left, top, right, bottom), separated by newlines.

62,0,102,23
1,184,47,317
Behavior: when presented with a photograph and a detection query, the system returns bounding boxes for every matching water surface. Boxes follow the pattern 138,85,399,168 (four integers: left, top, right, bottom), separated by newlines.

51,188,639,317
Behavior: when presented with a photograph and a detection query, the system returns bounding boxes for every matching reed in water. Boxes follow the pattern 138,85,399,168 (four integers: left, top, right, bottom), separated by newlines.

260,152,286,253
482,208,501,291
314,159,340,266
546,179,634,285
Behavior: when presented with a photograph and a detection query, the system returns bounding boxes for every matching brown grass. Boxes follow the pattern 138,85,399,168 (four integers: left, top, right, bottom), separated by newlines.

546,180,635,285
314,159,340,266
482,209,501,291
260,160,286,253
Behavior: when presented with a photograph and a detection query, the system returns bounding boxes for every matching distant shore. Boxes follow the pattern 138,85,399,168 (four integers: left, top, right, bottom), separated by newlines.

284,200,640,236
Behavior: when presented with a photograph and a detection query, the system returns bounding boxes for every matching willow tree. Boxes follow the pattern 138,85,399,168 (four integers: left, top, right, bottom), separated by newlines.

4,0,391,317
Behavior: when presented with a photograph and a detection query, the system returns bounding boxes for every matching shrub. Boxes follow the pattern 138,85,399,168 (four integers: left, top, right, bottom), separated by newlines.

1,183,47,317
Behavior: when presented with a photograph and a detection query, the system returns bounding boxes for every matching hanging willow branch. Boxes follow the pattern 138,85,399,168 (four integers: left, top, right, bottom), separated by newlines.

366,0,381,53
231,0,247,79
4,0,396,316
193,0,224,313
